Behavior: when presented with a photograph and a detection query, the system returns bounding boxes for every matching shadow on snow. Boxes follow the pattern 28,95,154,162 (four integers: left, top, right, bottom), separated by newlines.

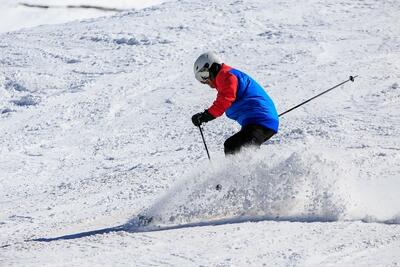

28,215,338,242
0,215,390,245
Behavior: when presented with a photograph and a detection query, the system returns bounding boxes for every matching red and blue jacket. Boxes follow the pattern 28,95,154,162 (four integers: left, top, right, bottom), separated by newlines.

207,64,279,133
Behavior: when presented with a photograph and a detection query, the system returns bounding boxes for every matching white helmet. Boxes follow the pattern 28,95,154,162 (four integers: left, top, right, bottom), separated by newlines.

193,52,222,83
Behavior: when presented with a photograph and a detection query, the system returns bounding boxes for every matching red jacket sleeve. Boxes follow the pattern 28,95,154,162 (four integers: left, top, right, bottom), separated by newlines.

207,72,238,118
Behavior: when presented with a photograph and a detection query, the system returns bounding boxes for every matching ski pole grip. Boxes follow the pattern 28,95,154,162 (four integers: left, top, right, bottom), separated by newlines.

350,75,358,82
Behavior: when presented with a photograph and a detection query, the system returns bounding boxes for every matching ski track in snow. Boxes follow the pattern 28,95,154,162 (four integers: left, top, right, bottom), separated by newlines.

1,0,400,266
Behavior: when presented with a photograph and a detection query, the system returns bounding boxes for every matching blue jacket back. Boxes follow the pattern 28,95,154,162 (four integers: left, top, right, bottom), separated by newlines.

225,68,279,132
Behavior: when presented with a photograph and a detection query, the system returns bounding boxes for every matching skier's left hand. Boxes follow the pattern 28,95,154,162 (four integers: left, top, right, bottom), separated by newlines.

191,110,215,126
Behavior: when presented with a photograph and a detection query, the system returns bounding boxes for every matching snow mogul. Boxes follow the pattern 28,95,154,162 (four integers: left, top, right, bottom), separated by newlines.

191,52,279,155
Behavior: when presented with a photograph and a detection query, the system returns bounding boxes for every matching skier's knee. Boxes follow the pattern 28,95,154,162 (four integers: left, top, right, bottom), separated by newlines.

224,138,239,155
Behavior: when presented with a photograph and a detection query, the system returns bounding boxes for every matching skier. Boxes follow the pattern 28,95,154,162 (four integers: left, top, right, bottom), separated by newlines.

191,52,279,155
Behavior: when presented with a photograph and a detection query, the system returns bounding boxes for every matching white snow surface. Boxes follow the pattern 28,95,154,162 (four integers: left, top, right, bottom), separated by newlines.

0,0,166,33
1,0,400,266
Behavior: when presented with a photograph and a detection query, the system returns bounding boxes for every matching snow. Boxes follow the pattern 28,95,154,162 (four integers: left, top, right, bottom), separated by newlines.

0,0,166,33
1,0,400,266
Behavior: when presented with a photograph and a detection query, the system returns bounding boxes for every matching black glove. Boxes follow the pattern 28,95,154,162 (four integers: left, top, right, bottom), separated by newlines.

191,110,215,126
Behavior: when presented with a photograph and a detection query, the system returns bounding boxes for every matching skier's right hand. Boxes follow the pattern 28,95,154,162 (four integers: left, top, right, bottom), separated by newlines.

191,110,215,126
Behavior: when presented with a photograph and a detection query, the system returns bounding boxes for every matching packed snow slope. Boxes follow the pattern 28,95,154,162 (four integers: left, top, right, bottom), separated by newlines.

0,0,166,33
1,0,400,266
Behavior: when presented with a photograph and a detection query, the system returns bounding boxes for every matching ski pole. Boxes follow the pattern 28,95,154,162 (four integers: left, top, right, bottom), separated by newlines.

279,75,357,117
198,125,211,160
198,126,220,190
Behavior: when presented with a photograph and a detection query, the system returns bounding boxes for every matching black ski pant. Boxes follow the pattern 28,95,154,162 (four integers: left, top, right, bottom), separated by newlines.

224,124,275,155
